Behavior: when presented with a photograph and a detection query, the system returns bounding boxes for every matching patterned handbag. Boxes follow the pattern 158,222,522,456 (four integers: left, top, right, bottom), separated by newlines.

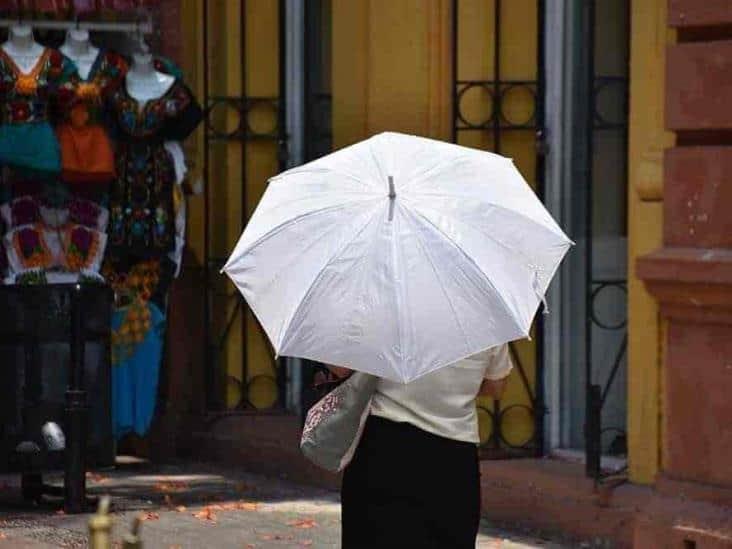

300,371,378,472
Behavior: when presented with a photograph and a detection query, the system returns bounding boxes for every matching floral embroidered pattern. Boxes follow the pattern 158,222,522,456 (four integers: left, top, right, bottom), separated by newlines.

0,48,75,124
301,389,344,443
63,225,100,271
111,81,192,139
12,225,53,269
63,51,127,127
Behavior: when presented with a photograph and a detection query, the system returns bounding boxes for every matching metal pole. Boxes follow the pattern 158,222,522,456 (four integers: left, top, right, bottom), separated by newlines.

64,284,88,513
0,18,153,33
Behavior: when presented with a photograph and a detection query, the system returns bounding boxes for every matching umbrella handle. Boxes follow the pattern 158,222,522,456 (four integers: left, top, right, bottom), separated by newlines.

388,176,396,221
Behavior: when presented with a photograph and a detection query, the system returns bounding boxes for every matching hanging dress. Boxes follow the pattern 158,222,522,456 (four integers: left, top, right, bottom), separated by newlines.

56,50,128,189
0,47,76,176
106,77,201,268
110,299,165,438
104,75,201,438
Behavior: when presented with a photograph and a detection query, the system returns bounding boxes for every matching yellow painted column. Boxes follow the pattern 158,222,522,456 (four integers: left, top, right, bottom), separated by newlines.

626,0,672,484
332,0,452,147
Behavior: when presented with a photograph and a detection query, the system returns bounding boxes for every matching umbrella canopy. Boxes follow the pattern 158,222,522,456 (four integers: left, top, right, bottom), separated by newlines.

223,132,572,383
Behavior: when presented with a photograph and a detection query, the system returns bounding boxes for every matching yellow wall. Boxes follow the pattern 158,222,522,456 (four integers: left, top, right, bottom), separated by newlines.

626,0,671,484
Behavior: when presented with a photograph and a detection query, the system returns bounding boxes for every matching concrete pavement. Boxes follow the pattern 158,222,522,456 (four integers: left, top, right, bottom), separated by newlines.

0,462,575,548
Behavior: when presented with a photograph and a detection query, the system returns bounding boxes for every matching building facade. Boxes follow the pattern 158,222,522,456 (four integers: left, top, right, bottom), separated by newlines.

156,1,731,545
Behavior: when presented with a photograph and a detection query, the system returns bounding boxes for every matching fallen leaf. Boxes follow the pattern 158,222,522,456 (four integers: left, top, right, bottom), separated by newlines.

288,519,317,529
55,509,66,515
245,545,256,549
232,501,259,511
140,511,160,522
175,505,187,513
85,472,108,484
153,481,189,493
207,501,259,512
259,534,291,541
0,533,7,540
300,541,313,547
193,506,217,523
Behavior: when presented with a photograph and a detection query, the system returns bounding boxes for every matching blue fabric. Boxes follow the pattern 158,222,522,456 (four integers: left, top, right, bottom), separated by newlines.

111,302,166,439
0,122,61,174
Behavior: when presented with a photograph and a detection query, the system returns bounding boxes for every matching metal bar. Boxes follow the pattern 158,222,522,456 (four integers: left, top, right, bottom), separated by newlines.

493,0,502,154
584,0,598,478
277,0,288,407
202,0,215,410
585,384,602,479
0,18,152,33
601,333,627,407
534,0,547,457
239,0,249,407
451,0,458,143
64,285,87,513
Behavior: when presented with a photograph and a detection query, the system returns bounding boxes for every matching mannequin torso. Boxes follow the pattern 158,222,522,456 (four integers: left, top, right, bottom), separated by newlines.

126,53,175,106
2,25,45,74
60,29,99,80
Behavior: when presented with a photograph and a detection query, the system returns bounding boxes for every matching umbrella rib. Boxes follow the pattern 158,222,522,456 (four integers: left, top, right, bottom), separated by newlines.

405,199,536,272
408,207,528,338
398,153,473,194
229,197,381,262
276,204,382,353
414,191,570,241
402,210,473,359
269,167,374,189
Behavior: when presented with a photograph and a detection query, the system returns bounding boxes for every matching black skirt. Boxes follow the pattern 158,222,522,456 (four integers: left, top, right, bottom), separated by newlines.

341,415,481,549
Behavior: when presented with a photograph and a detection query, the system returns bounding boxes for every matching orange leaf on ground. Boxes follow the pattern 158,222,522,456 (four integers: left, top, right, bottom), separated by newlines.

300,541,313,547
193,506,217,523
153,481,189,493
175,505,187,513
288,519,318,529
259,533,292,541
0,533,7,540
85,472,108,484
140,512,160,522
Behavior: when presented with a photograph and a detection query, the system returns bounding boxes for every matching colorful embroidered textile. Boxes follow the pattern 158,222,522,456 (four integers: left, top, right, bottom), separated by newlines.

57,50,128,183
110,300,165,438
106,79,201,262
4,222,106,274
0,47,76,174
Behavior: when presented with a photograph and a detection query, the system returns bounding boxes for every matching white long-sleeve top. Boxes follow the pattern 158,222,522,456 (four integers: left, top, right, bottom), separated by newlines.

369,344,514,444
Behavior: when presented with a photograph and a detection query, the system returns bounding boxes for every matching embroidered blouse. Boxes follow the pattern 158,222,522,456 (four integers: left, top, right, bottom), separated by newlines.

0,47,76,125
57,49,127,183
0,47,77,174
106,78,202,261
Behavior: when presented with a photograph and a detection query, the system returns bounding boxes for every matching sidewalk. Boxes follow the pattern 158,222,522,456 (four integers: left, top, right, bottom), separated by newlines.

0,461,574,548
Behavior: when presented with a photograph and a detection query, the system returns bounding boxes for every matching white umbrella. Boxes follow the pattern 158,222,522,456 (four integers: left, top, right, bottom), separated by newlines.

223,132,572,383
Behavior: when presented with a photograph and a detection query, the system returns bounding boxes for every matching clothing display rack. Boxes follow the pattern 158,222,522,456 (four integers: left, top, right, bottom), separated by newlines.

0,13,148,513
0,17,152,34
